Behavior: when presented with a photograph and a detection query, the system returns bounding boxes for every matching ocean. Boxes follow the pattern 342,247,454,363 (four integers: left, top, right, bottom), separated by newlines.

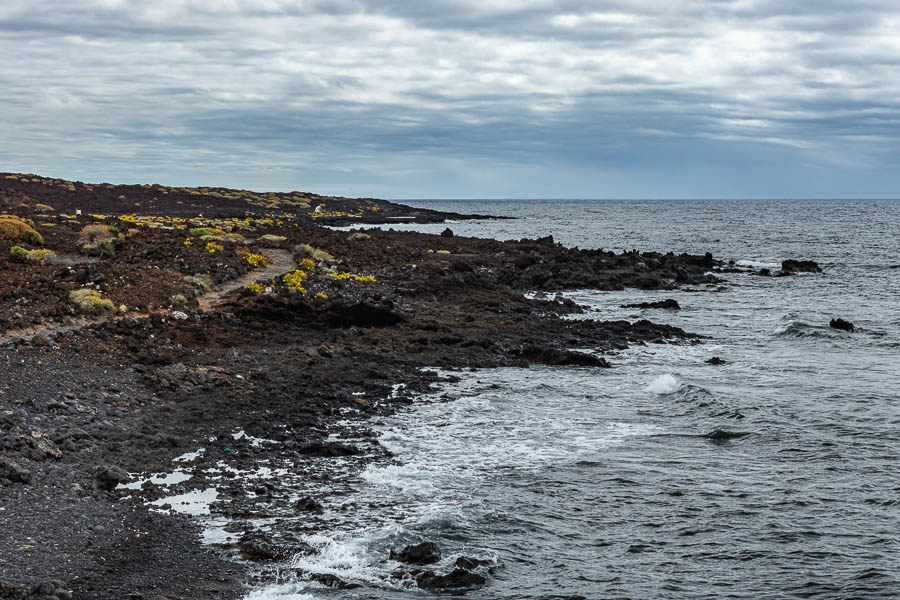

253,199,900,599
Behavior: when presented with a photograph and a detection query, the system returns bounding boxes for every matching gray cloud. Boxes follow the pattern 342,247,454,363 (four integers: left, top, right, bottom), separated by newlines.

1,0,900,197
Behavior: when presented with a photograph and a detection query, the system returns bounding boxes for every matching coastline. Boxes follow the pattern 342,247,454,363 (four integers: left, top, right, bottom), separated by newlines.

1,175,724,598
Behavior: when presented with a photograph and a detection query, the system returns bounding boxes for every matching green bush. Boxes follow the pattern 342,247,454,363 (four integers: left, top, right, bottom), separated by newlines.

259,234,287,243
294,243,335,264
69,288,115,315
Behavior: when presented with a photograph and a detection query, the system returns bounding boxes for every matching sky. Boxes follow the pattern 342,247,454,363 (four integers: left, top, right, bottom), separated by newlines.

2,1,900,199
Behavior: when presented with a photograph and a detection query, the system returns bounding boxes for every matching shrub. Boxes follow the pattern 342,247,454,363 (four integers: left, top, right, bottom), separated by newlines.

294,243,335,264
299,258,315,271
245,282,264,293
206,242,224,253
242,253,267,268
347,232,370,241
184,274,213,293
282,269,307,293
0,215,43,245
10,247,55,263
189,227,225,237
69,288,115,315
223,233,244,243
34,203,54,212
79,224,117,257
259,234,287,243
314,291,328,300
170,293,189,308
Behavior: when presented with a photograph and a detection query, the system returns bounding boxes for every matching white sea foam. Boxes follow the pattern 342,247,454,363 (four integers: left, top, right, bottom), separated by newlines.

243,585,318,600
645,373,682,394
289,533,398,589
735,259,781,269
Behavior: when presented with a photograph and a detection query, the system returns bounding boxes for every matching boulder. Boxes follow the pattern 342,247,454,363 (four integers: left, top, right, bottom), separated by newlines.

0,456,31,484
295,496,323,513
706,356,726,365
390,541,441,565
416,568,486,589
92,464,129,491
621,299,680,310
829,318,854,332
781,259,822,273
521,346,610,368
440,228,454,238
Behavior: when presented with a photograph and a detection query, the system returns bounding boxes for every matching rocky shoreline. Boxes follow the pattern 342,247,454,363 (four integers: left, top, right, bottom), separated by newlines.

2,175,730,598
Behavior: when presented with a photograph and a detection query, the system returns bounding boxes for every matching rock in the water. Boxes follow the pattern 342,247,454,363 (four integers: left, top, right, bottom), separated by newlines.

416,568,486,589
758,268,771,276
295,496,323,513
781,259,822,273
440,227,454,238
239,531,280,561
706,356,726,365
621,299,680,310
704,429,750,441
455,556,492,570
829,318,855,332
92,464,129,491
520,346,610,368
297,442,361,457
308,573,361,589
390,541,441,565
0,456,32,484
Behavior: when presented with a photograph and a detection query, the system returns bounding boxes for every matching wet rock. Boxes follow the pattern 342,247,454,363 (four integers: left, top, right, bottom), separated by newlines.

706,356,726,365
239,531,280,561
455,556,492,570
781,259,822,273
416,568,486,589
621,299,680,310
296,441,361,458
294,496,323,513
308,573,361,589
704,429,750,441
92,464,128,491
829,318,854,332
520,346,610,368
440,228,454,238
758,268,771,276
0,456,32,484
390,541,441,565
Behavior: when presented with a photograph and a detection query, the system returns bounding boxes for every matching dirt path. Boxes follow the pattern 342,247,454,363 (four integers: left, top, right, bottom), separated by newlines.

0,248,295,345
197,248,293,311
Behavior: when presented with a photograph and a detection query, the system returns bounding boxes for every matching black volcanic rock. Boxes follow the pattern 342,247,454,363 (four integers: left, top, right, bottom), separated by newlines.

829,318,855,332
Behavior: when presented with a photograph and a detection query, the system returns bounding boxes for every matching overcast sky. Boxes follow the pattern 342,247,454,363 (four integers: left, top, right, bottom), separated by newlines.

2,1,900,199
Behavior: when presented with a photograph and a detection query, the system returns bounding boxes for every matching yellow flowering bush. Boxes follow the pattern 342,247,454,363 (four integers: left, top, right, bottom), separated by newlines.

243,253,268,268
282,269,308,294
206,242,224,253
246,283,264,293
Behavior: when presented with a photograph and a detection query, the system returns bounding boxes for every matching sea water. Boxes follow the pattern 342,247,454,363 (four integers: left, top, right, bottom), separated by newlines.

255,199,900,599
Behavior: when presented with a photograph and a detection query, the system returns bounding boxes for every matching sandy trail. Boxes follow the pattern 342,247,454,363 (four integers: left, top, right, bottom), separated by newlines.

0,248,295,345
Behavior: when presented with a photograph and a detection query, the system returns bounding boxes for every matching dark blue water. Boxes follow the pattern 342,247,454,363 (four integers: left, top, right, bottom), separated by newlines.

255,200,900,599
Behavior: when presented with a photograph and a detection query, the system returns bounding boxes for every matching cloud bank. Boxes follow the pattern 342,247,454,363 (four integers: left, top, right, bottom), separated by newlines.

2,0,899,198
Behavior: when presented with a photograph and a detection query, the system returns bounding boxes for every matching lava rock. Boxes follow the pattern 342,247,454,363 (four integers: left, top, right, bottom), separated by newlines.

0,456,32,484
455,556,492,570
621,299,680,310
758,268,771,276
416,568,486,589
440,228,454,238
706,356,726,365
296,442,362,458
295,496,323,513
781,259,822,273
92,464,129,491
704,429,750,441
390,541,441,565
829,318,855,332
308,573,361,589
521,346,611,368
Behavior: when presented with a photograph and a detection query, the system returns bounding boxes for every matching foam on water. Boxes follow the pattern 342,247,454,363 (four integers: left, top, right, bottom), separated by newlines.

645,373,682,394
150,487,219,515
